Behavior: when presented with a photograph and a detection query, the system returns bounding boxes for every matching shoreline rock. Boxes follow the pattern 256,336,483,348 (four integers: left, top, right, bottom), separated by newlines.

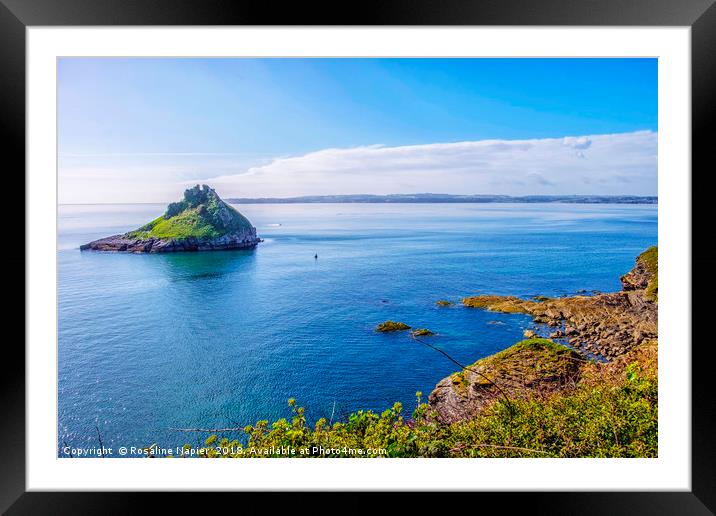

460,248,657,360
376,321,411,332
80,231,262,253
462,290,656,360
429,338,582,424
620,246,658,301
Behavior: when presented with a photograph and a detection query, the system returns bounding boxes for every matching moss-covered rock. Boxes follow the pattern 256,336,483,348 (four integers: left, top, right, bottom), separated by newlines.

376,321,411,332
412,328,435,337
435,300,453,307
462,295,531,313
429,338,582,424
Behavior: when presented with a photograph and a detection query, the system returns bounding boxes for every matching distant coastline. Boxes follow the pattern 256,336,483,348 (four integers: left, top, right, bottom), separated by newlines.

225,194,658,205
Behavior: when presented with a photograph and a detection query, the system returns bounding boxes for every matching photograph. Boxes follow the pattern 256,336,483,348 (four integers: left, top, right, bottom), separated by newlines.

57,57,658,459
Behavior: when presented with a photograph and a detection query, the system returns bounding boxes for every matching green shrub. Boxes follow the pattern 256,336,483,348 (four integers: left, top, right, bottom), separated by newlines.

190,359,656,459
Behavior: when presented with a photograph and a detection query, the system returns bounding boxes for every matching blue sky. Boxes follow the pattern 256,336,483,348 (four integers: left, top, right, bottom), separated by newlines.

58,58,657,203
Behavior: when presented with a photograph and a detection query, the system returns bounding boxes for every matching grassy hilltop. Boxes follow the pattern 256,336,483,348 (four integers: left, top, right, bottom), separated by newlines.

128,184,254,240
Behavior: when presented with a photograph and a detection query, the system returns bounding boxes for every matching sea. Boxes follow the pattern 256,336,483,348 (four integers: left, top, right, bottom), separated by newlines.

57,202,657,456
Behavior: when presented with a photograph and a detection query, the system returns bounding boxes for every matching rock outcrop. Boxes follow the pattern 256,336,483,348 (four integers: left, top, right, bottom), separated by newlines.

376,321,411,332
620,246,658,301
81,185,261,253
429,338,582,424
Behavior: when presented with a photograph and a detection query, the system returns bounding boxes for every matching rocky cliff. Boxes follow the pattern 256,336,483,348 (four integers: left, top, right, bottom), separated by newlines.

429,247,658,424
429,338,583,424
460,247,658,359
81,185,261,253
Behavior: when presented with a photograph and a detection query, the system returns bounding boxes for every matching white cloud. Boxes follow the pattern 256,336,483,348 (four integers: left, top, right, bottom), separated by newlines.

58,154,270,203
562,136,592,150
59,131,657,202
200,131,657,198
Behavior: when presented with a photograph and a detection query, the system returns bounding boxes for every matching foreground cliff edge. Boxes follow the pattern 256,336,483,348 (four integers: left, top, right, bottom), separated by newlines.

429,246,657,426
81,185,261,253
170,247,656,458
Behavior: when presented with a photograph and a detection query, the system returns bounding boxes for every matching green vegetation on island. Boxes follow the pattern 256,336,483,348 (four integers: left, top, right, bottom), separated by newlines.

127,185,254,240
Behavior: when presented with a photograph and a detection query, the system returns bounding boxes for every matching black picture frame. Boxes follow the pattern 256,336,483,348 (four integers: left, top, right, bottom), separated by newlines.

3,0,714,513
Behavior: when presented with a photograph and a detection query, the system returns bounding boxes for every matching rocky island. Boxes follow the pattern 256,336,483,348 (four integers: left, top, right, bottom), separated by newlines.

80,185,261,253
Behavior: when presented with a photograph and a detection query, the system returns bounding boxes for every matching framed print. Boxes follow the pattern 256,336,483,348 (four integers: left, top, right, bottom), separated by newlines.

4,0,716,512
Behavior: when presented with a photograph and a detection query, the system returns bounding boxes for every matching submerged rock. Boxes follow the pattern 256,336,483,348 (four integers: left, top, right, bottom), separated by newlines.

81,185,261,253
376,321,411,332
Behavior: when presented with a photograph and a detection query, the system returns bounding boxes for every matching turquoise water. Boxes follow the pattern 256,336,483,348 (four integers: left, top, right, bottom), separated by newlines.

58,203,657,456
